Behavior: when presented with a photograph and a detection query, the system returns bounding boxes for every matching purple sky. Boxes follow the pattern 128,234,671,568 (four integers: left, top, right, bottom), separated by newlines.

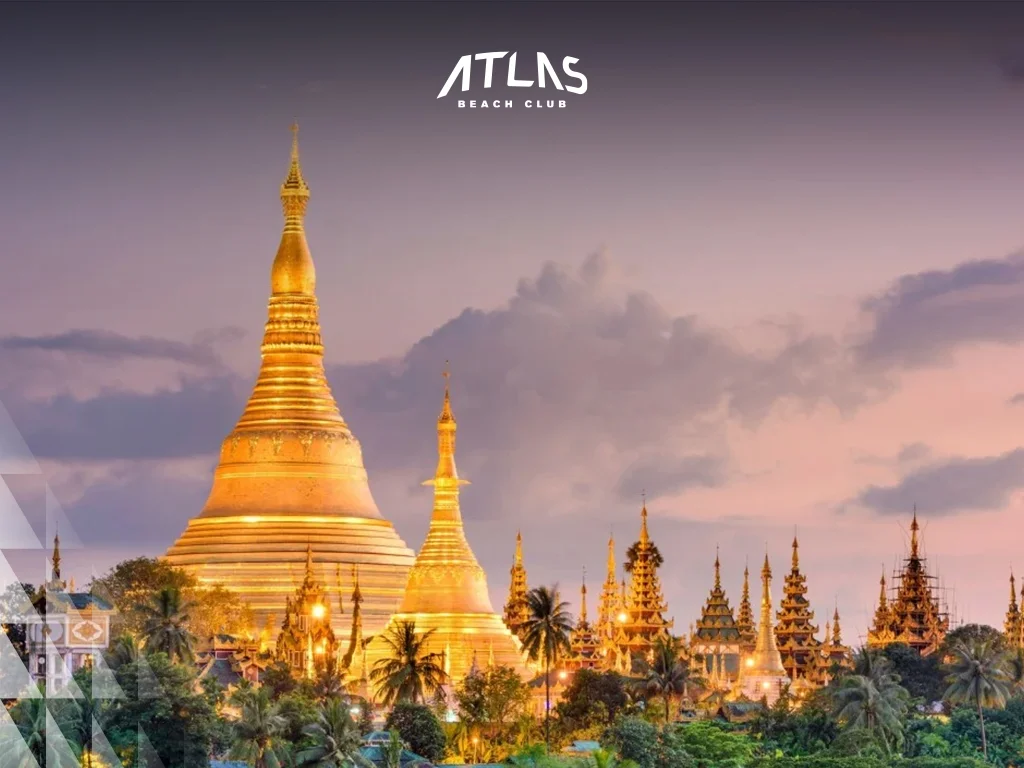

3,2,1024,643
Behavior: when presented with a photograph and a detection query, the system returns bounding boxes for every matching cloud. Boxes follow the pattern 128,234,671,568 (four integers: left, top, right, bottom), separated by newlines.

854,448,1024,517
855,255,1024,367
615,454,727,501
0,329,240,368
1009,393,1024,406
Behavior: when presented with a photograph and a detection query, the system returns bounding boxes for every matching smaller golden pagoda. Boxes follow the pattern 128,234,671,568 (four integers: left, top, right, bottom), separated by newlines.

736,563,756,655
819,604,853,682
340,564,368,692
691,549,741,685
567,569,602,671
1005,572,1021,650
503,532,530,641
866,569,896,647
868,512,948,656
618,498,673,666
276,545,339,678
596,534,630,673
364,368,529,687
774,536,820,685
739,554,789,705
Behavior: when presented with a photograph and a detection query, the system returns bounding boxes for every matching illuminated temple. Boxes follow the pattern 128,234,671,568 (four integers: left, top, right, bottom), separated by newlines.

165,127,416,637
365,370,530,686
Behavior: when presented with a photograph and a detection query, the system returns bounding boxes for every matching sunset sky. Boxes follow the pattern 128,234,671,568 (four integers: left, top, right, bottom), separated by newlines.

3,2,1024,642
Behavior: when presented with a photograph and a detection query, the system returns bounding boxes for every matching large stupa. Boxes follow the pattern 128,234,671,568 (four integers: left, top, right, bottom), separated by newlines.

365,370,530,687
166,126,416,637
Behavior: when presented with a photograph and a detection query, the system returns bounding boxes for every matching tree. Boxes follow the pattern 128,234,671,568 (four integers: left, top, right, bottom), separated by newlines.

137,586,196,663
104,652,219,767
556,668,628,729
384,702,446,763
829,649,911,755
369,621,446,707
296,697,373,767
624,542,663,574
944,638,1012,761
881,643,945,704
519,585,574,748
454,665,531,743
672,721,754,768
1,694,82,768
943,624,1007,656
635,636,691,724
230,685,286,768
0,582,35,663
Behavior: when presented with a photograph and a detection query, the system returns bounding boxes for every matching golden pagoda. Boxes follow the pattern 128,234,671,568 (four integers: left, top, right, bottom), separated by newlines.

1005,572,1022,651
691,549,741,685
739,554,789,705
819,604,853,681
341,564,369,692
596,534,630,673
567,570,602,671
736,563,756,655
503,531,530,641
866,569,896,647
619,499,673,666
364,368,529,687
868,512,948,656
774,536,820,684
165,126,416,637
276,545,339,678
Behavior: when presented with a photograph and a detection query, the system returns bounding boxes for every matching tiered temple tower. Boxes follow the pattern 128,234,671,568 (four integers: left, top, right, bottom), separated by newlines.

739,554,790,705
619,500,673,665
691,550,741,687
596,534,629,672
1005,572,1022,651
868,512,948,656
341,564,368,693
867,570,896,647
364,369,529,687
567,570,602,670
736,564,756,655
503,532,530,641
819,605,853,681
774,537,821,685
276,545,339,678
165,126,415,636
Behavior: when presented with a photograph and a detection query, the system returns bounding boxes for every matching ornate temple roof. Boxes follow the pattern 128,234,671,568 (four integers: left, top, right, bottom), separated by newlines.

736,563,756,652
774,536,820,681
693,550,740,645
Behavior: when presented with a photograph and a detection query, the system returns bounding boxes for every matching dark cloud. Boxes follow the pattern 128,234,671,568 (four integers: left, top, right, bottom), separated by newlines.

1009,393,1024,406
0,329,241,368
615,454,727,501
896,442,931,465
855,448,1024,517
855,255,1024,368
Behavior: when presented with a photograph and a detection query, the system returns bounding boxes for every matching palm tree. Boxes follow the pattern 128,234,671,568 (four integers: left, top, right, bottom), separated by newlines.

591,748,640,768
944,638,1013,761
106,632,142,669
296,698,375,767
829,650,910,756
369,620,447,707
229,686,286,768
136,586,196,663
637,635,691,724
0,695,83,768
383,730,403,768
519,585,573,748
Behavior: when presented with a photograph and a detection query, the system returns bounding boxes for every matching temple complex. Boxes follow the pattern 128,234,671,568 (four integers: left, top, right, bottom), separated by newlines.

275,545,339,678
690,550,741,686
503,532,530,641
774,537,821,686
867,512,948,656
739,554,789,705
165,126,416,637
364,370,530,687
617,500,673,667
1006,572,1023,650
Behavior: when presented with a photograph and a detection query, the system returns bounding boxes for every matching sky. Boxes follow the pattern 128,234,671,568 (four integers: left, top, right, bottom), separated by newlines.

3,2,1024,643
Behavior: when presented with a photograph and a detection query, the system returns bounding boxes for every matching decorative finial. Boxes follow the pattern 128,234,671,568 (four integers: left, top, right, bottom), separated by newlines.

439,361,455,424
51,527,62,585
280,122,310,220
714,546,721,589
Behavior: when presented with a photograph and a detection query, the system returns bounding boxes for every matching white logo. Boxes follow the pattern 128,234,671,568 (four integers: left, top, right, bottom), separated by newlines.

438,52,587,109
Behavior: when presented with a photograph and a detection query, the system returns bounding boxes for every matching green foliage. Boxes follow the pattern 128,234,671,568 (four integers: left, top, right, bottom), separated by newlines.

383,702,446,763
369,621,446,707
137,586,197,663
556,669,629,730
454,664,531,743
275,690,321,747
104,651,220,767
672,720,754,767
879,643,945,704
750,692,838,756
746,758,987,767
602,716,689,768
944,624,1008,655
944,636,1013,760
624,542,664,574
295,697,371,767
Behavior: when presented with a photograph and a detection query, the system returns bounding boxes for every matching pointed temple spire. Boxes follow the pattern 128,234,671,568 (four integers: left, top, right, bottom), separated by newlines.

740,553,789,703
568,565,602,670
166,126,416,640
342,564,365,677
736,561,756,653
504,531,530,640
366,370,530,685
1006,570,1022,648
714,546,722,590
692,549,740,681
579,567,589,626
51,528,62,587
639,491,650,546
619,497,672,663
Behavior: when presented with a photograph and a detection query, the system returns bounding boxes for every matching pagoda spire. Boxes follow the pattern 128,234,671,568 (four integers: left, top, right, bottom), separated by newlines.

423,363,470,524
1006,570,1022,649
639,491,650,546
342,564,365,676
51,528,62,587
775,533,820,683
740,553,788,703
692,549,740,672
504,530,530,640
620,496,672,660
714,546,721,590
910,507,920,559
579,568,589,626
737,561,755,652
